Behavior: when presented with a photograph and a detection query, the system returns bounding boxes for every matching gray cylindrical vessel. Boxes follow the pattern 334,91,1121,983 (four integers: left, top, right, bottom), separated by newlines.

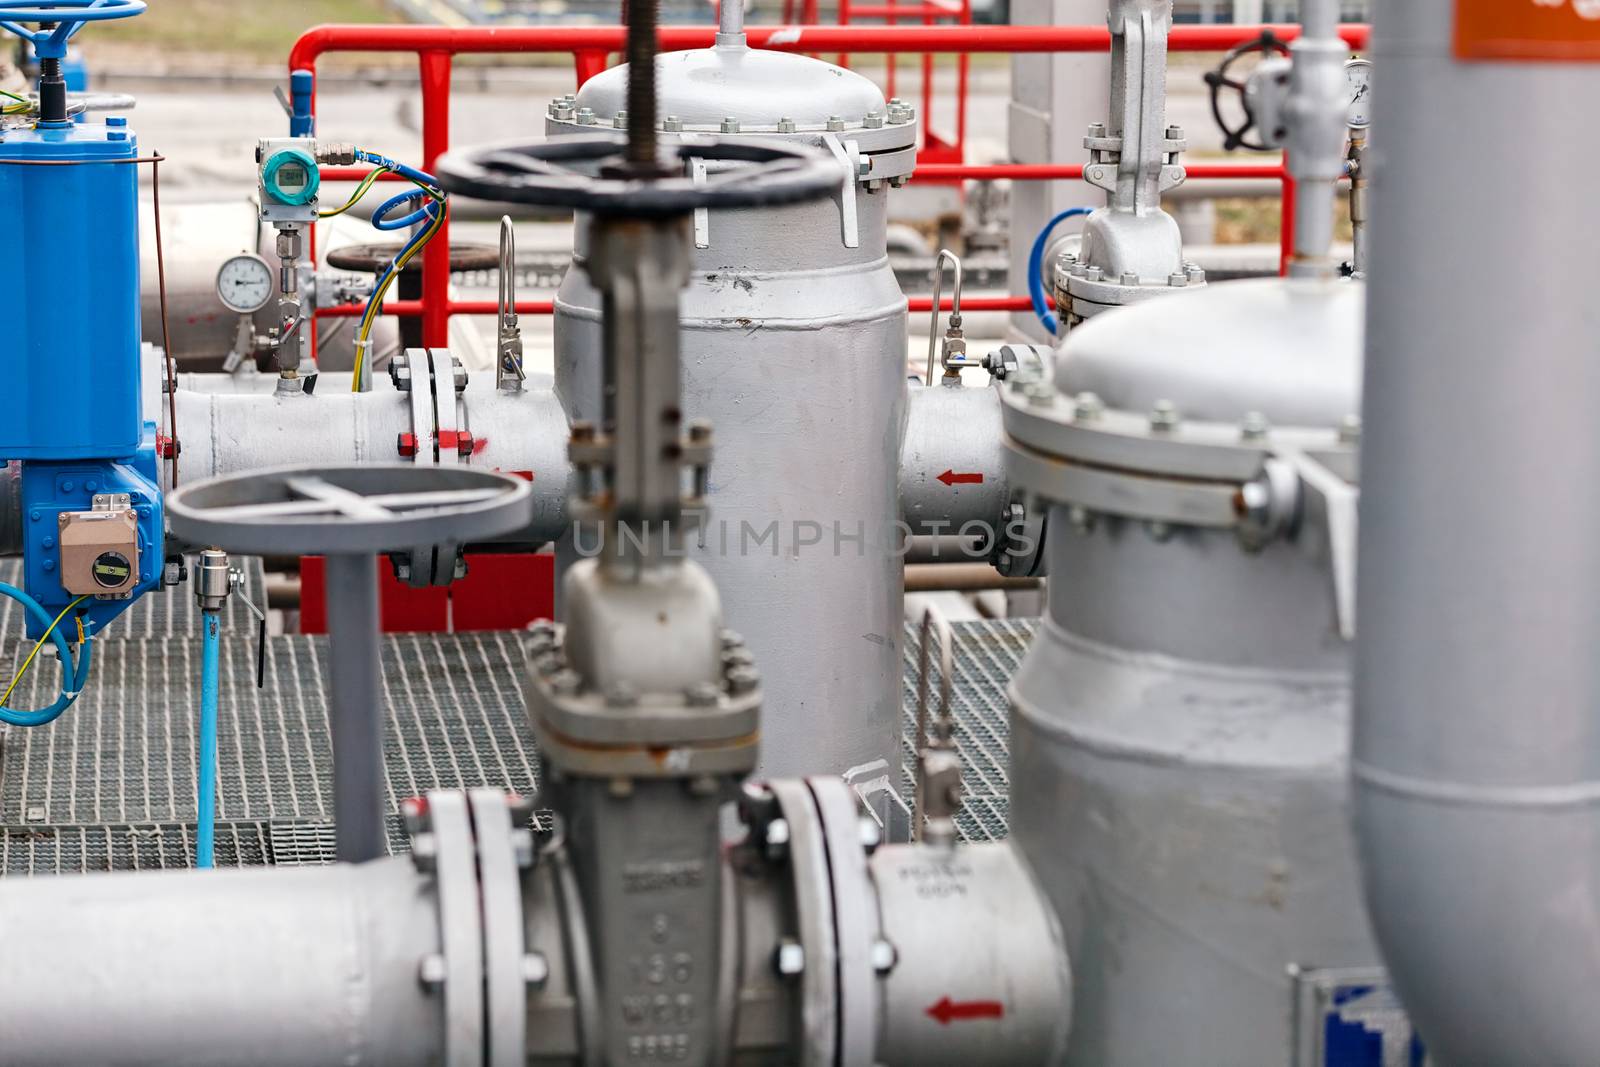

1006,278,1383,1064
550,39,915,785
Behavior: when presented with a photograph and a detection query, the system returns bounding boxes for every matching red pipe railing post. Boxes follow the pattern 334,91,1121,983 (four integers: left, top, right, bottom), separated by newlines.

419,49,453,349
575,49,609,86
1278,152,1295,277
837,0,852,68
955,0,969,157
886,0,898,100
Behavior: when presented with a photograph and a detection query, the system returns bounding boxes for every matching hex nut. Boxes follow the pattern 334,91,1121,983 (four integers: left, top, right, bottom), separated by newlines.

869,939,898,975
410,832,438,873
522,952,550,989
510,828,536,869
685,681,721,707
858,816,882,854
1149,400,1181,432
726,666,761,695
418,953,447,990
774,938,806,977
764,817,791,860
1240,411,1271,440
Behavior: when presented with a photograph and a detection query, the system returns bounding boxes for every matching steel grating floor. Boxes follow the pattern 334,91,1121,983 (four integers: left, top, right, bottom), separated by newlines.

0,566,1033,874
899,618,1030,844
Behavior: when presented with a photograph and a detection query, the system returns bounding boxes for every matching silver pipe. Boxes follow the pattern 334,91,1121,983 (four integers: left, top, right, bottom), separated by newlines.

325,552,388,862
717,0,744,44
0,858,444,1066
1354,2,1600,1062
1284,0,1346,279
170,376,571,544
900,384,1009,540
925,249,962,386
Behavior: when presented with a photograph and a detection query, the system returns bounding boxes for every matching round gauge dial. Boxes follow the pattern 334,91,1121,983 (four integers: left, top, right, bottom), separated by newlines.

216,253,274,314
1344,58,1373,129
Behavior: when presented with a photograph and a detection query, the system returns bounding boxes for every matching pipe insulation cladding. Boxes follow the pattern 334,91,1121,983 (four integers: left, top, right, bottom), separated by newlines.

550,39,916,786
0,858,446,1066
168,375,572,545
1354,0,1600,1063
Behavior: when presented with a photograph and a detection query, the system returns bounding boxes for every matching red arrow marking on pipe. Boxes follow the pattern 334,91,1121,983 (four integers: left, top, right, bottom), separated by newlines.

937,469,985,487
926,996,1006,1025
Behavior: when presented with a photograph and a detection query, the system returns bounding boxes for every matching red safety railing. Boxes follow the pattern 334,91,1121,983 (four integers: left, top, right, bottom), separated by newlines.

836,0,972,168
290,23,1371,347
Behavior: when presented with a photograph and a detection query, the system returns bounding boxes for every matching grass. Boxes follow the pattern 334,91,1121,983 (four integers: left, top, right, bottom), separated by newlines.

82,0,402,64
1213,197,1354,245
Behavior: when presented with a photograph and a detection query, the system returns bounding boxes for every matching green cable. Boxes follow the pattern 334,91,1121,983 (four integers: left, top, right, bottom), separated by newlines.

0,595,88,710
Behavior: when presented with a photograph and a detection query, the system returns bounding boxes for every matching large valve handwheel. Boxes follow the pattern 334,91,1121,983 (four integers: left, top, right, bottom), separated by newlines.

0,0,145,58
436,134,843,216
1202,30,1291,152
167,464,535,558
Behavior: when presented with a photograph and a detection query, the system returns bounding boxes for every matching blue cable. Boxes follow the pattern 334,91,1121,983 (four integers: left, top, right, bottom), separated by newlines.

196,610,220,869
346,147,446,346
1028,206,1095,336
0,583,91,728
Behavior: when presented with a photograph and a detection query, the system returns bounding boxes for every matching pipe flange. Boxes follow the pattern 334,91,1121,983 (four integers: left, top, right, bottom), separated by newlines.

544,118,918,182
436,135,842,216
390,348,475,587
806,776,882,1067
1000,376,1355,536
418,791,487,1067
994,500,1047,579
467,789,531,1067
767,779,839,1067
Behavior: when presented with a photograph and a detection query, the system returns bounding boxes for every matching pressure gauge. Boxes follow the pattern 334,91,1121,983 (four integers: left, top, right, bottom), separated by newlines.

216,253,274,314
1344,58,1373,130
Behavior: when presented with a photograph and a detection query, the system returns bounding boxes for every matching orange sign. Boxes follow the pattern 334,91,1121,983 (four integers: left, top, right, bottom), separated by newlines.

1457,0,1600,61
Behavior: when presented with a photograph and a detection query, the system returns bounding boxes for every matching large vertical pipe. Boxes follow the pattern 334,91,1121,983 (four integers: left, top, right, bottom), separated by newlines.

324,552,389,862
1353,2,1600,1062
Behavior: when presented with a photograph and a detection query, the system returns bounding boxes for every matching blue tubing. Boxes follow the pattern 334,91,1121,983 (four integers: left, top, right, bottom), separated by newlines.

1029,206,1095,336
0,582,91,728
196,610,220,868
371,188,439,232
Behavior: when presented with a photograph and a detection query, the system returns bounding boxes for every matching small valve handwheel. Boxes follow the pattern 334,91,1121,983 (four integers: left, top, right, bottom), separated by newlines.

0,0,146,58
435,134,843,216
1202,30,1292,152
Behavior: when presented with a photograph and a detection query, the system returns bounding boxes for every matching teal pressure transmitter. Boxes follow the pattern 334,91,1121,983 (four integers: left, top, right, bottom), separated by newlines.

258,139,321,221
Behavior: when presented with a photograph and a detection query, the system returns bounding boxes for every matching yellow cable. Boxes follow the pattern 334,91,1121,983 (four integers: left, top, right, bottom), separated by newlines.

1,595,88,708
351,195,448,391
318,166,390,219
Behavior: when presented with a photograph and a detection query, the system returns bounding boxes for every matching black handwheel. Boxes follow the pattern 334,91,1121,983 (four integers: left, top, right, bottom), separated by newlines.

435,134,843,216
1202,30,1291,152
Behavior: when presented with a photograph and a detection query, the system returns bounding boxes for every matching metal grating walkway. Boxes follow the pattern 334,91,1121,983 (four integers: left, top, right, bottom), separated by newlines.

899,617,1031,844
0,580,1032,873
